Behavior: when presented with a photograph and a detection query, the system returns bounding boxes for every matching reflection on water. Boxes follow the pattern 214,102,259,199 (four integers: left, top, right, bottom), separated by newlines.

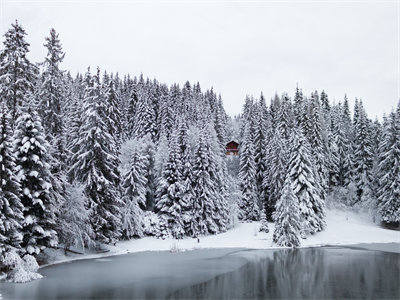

1,247,399,299
172,247,400,299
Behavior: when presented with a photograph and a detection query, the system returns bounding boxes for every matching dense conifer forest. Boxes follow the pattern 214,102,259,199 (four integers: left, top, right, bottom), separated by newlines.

0,22,399,281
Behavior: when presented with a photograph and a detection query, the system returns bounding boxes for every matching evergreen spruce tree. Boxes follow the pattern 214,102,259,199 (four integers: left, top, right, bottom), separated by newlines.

264,130,288,221
238,122,259,221
13,108,58,254
37,28,66,170
293,86,304,126
0,21,37,124
286,129,326,236
273,177,301,248
102,73,122,148
0,107,24,259
121,143,147,239
352,101,374,203
176,118,195,236
69,71,122,244
155,130,185,238
376,104,400,224
254,93,270,210
190,130,221,236
133,87,157,142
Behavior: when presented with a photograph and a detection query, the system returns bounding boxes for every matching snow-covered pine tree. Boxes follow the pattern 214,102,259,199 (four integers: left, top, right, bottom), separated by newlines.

306,95,328,199
352,100,374,203
259,209,269,233
0,21,37,124
133,85,157,142
0,106,24,259
102,72,122,148
273,177,301,248
238,121,259,221
376,104,400,225
121,142,147,239
190,129,222,236
157,85,174,140
293,86,304,126
175,118,195,236
37,28,66,171
286,128,326,236
155,130,185,238
13,108,58,255
141,134,156,211
276,93,293,141
69,70,122,244
331,103,352,187
264,130,288,221
254,93,270,211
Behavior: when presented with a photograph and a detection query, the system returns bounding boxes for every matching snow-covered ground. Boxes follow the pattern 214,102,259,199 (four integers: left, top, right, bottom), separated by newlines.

43,208,399,268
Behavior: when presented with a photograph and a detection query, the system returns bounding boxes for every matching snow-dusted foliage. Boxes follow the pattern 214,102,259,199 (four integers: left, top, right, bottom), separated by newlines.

155,130,186,238
286,129,325,236
13,109,58,255
189,129,227,236
238,122,259,221
68,70,122,244
2,250,42,283
0,107,24,259
273,178,301,248
36,28,67,172
0,21,37,124
376,104,400,224
57,183,95,250
141,211,161,237
121,142,147,239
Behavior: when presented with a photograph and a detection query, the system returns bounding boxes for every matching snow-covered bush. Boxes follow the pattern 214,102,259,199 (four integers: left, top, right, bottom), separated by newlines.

141,211,161,236
2,251,42,283
169,242,183,253
259,210,269,233
57,183,95,251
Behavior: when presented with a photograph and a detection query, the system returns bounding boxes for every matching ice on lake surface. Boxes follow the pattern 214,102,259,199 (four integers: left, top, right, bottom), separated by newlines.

1,245,399,299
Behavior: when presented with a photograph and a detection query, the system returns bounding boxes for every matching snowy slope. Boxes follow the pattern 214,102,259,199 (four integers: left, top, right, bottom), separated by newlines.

43,208,399,268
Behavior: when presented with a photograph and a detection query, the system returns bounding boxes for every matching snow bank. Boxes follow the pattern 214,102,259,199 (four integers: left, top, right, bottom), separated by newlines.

42,208,399,268
3,252,42,283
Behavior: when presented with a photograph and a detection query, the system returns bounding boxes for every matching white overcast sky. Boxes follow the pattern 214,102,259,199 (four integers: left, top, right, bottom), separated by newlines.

1,0,399,118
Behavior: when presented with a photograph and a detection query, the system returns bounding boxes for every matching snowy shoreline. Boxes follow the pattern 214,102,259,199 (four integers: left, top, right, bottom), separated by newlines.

40,208,399,269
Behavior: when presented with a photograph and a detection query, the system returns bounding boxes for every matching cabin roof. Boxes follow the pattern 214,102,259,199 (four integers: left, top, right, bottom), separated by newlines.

226,140,239,146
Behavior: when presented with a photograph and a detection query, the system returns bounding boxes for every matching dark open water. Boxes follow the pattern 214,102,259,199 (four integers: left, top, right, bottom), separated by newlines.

1,245,399,299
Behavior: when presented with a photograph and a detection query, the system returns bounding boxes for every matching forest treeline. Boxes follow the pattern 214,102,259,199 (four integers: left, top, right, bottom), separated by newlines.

0,22,399,281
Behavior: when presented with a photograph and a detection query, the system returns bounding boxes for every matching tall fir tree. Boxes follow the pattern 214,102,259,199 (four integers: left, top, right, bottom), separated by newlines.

286,129,326,236
264,130,288,221
0,21,37,124
352,100,374,203
69,71,122,244
273,177,301,248
121,143,147,239
376,104,400,224
13,108,58,255
37,28,66,169
190,129,223,236
238,122,259,221
155,130,186,238
0,107,24,259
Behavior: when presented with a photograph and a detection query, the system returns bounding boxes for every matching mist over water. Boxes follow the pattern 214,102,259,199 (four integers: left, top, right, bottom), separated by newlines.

1,246,399,299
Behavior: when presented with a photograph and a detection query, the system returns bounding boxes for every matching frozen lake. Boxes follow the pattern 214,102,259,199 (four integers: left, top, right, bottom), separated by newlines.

1,244,399,299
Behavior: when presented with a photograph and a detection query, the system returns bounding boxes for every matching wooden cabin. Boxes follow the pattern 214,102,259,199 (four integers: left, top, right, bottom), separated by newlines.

226,141,239,156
